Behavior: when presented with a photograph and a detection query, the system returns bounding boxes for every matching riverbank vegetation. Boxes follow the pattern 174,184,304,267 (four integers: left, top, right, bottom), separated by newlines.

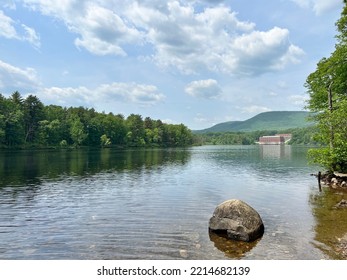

0,92,193,149
193,126,318,146
305,1,347,173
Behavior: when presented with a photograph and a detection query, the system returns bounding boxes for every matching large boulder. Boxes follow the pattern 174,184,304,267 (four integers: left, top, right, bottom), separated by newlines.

209,199,264,242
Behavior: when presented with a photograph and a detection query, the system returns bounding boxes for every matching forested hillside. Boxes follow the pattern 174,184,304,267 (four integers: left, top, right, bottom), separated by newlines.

194,111,313,133
0,92,193,148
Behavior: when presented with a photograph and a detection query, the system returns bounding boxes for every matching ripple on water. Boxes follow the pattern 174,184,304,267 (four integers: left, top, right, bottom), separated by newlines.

0,146,330,259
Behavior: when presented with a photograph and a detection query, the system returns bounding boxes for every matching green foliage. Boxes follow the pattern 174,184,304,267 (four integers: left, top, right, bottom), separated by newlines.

195,126,318,146
60,140,68,148
23,95,45,143
194,111,313,134
69,116,87,147
287,126,319,145
306,3,347,172
100,134,111,147
0,92,193,149
126,114,145,146
307,147,334,171
0,93,25,146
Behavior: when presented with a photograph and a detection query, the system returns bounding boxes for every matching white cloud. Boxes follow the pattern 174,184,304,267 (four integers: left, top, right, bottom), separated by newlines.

291,0,342,15
193,113,220,125
21,24,41,48
0,59,40,90
161,118,178,124
39,83,165,107
73,5,142,56
0,10,40,47
23,0,141,56
98,83,165,105
268,91,278,97
230,27,305,74
185,79,222,99
0,10,18,39
129,2,299,75
3,1,16,9
242,105,271,114
21,0,303,75
128,2,303,75
288,94,308,106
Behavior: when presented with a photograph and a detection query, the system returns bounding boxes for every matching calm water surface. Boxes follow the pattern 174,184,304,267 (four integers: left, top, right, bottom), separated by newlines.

0,145,345,259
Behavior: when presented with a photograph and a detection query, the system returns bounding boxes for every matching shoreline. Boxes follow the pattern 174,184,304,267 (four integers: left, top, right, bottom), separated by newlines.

318,171,347,189
313,171,347,259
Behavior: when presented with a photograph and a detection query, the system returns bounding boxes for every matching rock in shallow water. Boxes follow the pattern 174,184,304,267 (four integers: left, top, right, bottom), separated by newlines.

209,199,264,242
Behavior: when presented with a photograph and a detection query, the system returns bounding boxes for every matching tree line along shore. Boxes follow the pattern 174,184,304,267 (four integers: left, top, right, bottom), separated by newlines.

0,92,193,149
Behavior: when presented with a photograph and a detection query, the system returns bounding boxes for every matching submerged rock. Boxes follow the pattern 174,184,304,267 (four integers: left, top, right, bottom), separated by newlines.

209,199,264,242
179,249,188,258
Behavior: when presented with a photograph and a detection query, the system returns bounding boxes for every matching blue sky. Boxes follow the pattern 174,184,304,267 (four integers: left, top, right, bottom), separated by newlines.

0,0,343,129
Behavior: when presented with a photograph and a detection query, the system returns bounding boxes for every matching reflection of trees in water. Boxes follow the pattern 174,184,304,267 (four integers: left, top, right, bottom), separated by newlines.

310,188,347,259
209,230,260,259
0,148,191,188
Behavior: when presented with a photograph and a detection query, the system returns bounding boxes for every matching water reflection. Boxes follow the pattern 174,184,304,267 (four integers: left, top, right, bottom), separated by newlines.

259,145,291,159
0,148,191,188
310,187,347,259
0,146,337,259
209,231,259,259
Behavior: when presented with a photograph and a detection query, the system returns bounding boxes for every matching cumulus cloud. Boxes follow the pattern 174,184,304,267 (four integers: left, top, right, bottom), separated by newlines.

21,0,303,75
39,83,165,107
0,59,40,90
185,79,222,99
0,10,40,47
73,5,142,56
230,27,304,74
23,0,141,56
128,1,303,75
291,0,342,15
128,2,262,74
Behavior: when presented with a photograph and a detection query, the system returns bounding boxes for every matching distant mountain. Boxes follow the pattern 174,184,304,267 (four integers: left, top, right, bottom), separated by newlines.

194,111,313,133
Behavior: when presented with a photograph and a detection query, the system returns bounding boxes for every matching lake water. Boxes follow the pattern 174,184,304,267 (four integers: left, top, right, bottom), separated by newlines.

0,145,346,260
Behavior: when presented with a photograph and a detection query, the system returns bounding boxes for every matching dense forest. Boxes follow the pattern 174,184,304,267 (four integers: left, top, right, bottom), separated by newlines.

194,126,319,146
0,92,193,148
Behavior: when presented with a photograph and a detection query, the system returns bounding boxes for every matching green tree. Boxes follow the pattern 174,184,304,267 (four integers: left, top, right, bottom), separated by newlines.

38,119,64,145
0,93,25,146
23,95,45,143
102,114,126,145
69,116,87,146
0,95,6,144
100,134,111,147
125,114,145,146
10,91,24,107
306,2,347,172
0,91,193,149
